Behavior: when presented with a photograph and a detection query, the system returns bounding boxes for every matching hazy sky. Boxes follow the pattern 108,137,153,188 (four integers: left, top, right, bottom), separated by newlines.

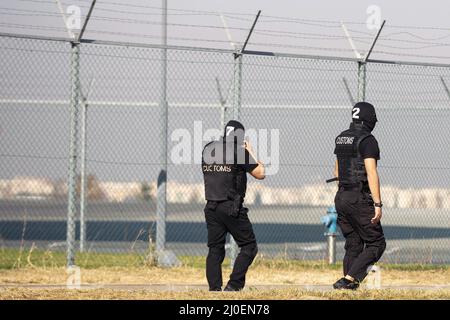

1,0,450,63
1,1,450,189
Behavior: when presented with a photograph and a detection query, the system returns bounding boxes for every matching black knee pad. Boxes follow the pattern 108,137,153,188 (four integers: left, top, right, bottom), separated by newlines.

241,242,258,259
208,246,225,261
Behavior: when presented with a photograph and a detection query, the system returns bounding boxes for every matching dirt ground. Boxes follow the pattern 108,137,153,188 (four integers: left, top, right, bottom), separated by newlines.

1,287,450,300
1,264,450,286
1,263,450,299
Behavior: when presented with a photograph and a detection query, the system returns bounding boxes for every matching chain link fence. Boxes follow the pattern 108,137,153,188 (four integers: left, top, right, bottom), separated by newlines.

1,33,450,269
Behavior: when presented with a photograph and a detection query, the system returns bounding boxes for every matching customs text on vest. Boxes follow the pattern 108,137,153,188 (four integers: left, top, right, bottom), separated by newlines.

202,139,247,201
334,123,373,189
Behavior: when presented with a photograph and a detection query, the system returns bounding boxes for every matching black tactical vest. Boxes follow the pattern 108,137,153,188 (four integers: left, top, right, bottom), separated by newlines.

334,123,373,188
202,138,247,201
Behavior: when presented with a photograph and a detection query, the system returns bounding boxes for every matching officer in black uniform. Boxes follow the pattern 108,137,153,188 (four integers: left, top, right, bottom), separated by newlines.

202,120,265,291
332,102,386,290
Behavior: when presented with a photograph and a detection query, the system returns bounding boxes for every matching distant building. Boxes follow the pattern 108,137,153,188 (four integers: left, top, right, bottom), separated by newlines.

0,176,449,209
100,182,143,202
0,177,54,199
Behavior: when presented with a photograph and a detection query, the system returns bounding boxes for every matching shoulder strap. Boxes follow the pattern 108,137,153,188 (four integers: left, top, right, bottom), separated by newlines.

335,129,350,140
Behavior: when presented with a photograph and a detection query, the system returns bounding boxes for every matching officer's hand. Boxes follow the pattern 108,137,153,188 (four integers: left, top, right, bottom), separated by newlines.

244,140,254,152
371,207,382,224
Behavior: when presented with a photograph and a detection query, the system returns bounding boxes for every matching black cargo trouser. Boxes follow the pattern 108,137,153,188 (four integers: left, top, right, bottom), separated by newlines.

204,200,258,291
334,189,386,282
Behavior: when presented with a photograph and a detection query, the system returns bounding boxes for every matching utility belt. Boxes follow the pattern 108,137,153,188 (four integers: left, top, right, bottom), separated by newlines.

338,184,373,206
339,182,370,194
206,193,248,218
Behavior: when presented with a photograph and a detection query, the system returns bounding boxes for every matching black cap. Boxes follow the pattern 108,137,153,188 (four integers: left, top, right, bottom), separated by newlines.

352,102,377,124
224,120,245,143
225,120,245,135
225,120,245,132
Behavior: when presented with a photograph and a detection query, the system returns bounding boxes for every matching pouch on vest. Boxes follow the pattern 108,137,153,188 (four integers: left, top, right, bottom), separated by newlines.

226,190,243,218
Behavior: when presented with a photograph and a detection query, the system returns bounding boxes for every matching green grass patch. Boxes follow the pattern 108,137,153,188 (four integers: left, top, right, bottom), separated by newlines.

0,248,155,269
378,263,449,271
1,247,448,271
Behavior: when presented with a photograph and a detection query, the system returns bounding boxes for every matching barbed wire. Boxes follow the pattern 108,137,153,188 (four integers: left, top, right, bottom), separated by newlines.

5,1,450,31
17,0,257,17
2,6,450,47
0,8,351,35
0,7,69,18
0,22,240,45
0,24,361,55
0,6,365,35
18,0,233,17
253,30,370,42
355,39,450,51
371,49,450,61
0,22,68,32
0,3,450,62
1,43,450,77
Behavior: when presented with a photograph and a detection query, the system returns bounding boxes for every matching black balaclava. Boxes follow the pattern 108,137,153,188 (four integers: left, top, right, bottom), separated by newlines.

351,102,377,132
224,120,245,145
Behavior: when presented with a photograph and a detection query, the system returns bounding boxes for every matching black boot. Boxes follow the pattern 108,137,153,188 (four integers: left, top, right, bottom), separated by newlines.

333,277,360,290
223,284,241,292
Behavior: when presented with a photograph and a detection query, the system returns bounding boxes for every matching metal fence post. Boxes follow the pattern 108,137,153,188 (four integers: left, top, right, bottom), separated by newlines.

215,77,228,128
357,62,367,102
156,0,168,262
228,10,261,269
357,20,385,103
79,78,94,253
232,53,243,120
342,20,384,104
60,0,95,266
66,41,81,267
228,52,243,268
79,93,87,253
79,78,93,253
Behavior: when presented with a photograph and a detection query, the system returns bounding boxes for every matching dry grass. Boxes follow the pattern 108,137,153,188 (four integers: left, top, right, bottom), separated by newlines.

1,264,449,286
1,287,449,300
1,252,449,299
